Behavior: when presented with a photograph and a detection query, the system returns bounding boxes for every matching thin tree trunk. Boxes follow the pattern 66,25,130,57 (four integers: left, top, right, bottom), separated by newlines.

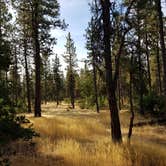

44,63,47,105
138,40,144,115
14,45,18,106
56,94,59,106
128,56,134,142
137,6,144,115
70,71,75,109
0,3,2,41
71,95,75,109
156,38,162,94
145,32,151,91
157,0,166,96
92,52,99,113
5,71,7,83
24,38,32,113
118,69,121,110
101,0,122,143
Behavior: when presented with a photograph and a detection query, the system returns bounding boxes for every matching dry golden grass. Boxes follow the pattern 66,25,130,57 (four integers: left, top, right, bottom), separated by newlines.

7,103,166,166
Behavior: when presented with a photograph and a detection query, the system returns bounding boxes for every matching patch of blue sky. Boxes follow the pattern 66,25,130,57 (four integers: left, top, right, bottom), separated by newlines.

51,0,91,72
51,0,166,72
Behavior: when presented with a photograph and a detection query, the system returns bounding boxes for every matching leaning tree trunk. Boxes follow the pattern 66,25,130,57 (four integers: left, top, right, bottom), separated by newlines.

157,0,166,96
100,0,122,143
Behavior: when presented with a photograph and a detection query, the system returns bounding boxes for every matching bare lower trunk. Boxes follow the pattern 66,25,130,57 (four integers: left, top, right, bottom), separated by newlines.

137,6,144,115
71,96,74,109
109,87,122,142
56,97,59,106
14,45,18,106
128,56,134,142
117,70,121,110
56,90,59,106
44,69,47,105
101,0,122,143
92,54,99,113
156,39,162,94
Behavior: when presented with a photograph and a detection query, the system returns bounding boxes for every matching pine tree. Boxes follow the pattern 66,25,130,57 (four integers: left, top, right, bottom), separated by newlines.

85,0,103,113
0,0,12,78
12,0,66,116
16,0,33,113
52,54,62,106
63,32,77,109
100,0,135,142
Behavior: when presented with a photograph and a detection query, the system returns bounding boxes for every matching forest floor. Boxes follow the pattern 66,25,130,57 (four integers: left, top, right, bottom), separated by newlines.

6,103,166,166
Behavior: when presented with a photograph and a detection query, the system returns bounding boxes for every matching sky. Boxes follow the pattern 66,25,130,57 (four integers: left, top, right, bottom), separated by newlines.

51,0,91,71
51,0,166,71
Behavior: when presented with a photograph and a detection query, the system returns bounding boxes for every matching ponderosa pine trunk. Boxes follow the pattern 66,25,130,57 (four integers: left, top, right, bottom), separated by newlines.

44,62,47,105
71,76,75,109
33,0,41,117
145,32,151,91
128,56,134,142
92,51,99,113
117,69,121,110
100,0,122,143
23,38,32,113
156,37,162,94
14,45,18,106
157,0,166,96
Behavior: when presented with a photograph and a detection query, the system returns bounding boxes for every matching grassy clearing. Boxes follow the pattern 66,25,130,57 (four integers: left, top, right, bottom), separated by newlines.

6,103,166,166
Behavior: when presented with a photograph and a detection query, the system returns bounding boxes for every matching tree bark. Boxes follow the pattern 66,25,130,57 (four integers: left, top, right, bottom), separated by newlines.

100,0,122,143
156,37,162,94
128,56,134,142
44,61,47,105
92,51,100,113
117,69,121,110
157,0,166,96
70,70,75,109
14,45,18,106
33,0,41,117
24,38,32,113
145,32,151,91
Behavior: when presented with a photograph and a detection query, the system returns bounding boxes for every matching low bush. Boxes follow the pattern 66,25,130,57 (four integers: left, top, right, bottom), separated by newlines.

143,92,165,116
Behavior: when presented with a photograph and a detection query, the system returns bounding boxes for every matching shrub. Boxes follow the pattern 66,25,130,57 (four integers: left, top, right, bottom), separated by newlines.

0,99,38,145
143,92,165,116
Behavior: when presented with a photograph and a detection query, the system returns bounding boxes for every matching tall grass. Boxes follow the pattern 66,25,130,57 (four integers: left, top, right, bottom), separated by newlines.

8,105,166,166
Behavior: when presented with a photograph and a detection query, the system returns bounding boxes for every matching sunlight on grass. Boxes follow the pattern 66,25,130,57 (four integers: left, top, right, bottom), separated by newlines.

9,104,166,166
